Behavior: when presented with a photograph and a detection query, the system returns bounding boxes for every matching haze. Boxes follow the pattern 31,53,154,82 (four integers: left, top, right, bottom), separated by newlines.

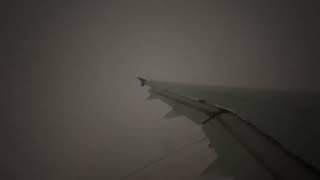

3,1,320,179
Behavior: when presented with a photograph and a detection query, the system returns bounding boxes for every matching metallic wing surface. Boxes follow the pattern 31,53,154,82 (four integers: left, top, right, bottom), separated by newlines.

137,77,320,180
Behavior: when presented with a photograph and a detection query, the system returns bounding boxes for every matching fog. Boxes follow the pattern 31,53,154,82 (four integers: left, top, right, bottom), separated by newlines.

3,1,320,179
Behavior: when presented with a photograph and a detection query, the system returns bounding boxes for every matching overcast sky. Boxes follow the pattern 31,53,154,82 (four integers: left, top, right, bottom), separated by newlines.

3,1,320,179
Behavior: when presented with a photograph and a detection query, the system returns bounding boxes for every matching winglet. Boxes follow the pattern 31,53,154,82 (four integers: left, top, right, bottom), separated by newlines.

137,77,147,86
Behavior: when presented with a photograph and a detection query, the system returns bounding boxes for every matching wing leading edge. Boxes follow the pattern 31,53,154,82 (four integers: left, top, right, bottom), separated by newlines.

137,77,320,180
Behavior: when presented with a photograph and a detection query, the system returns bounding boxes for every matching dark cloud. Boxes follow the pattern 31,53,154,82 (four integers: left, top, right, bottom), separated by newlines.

3,0,320,179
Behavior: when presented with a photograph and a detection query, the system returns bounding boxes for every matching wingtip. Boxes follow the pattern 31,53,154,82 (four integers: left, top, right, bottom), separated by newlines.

137,77,147,86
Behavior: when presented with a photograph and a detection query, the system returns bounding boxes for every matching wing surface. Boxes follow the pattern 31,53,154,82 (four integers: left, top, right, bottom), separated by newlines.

138,77,320,180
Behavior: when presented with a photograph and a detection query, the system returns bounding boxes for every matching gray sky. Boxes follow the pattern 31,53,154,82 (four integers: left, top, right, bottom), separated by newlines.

3,0,320,179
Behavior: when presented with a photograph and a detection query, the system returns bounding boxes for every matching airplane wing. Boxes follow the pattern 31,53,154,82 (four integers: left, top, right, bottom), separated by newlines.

137,77,320,180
